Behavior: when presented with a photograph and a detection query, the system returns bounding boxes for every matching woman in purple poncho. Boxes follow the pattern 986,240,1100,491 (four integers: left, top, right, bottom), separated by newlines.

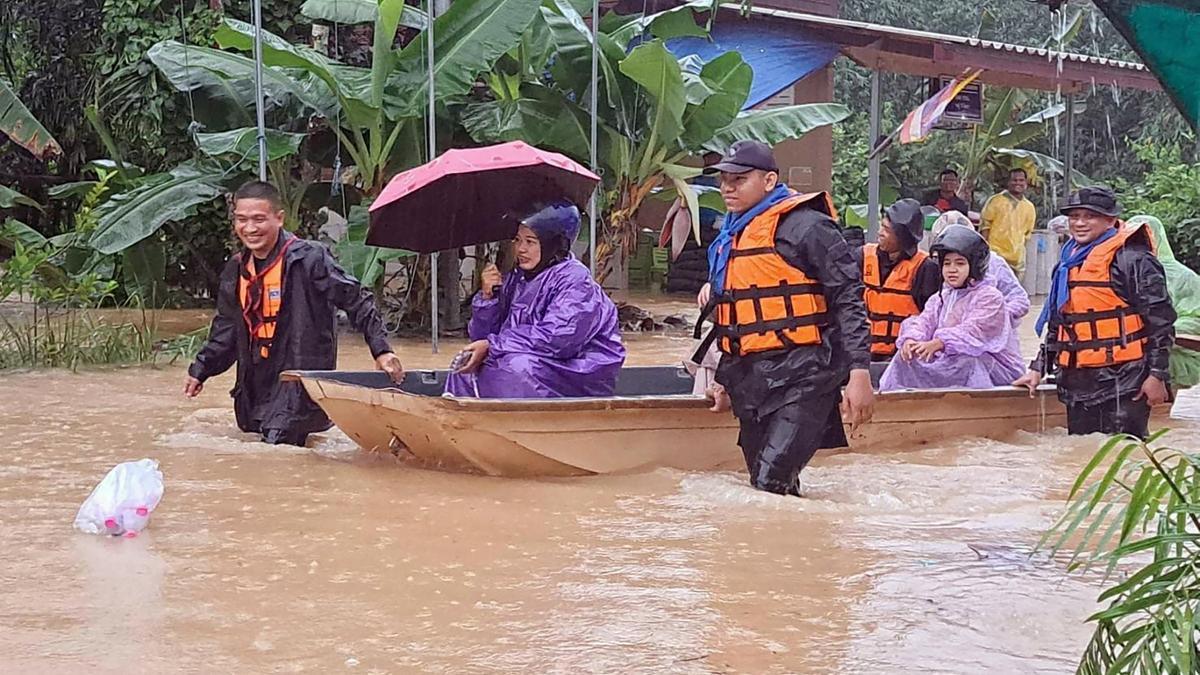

880,225,1026,391
444,200,626,398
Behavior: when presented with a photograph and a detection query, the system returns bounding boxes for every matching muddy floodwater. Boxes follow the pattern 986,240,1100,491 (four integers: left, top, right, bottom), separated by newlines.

4,302,1200,674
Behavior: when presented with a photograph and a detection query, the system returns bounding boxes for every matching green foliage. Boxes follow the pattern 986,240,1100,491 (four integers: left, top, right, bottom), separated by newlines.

465,0,847,279
1041,431,1200,674
1117,142,1200,272
0,76,62,160
334,205,411,287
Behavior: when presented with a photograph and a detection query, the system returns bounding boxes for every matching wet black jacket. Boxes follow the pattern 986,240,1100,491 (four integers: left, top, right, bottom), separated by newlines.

715,206,872,420
188,232,392,434
1030,241,1176,405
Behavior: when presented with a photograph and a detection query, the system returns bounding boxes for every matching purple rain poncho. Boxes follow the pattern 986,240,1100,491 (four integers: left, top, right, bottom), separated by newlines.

444,257,626,398
879,278,1026,391
987,251,1030,358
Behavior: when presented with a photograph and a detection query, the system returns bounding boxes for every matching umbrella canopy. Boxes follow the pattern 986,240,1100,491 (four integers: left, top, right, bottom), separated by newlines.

367,141,601,253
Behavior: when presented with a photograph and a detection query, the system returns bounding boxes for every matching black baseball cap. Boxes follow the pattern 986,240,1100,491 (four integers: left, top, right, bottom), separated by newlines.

703,140,779,175
1060,186,1120,217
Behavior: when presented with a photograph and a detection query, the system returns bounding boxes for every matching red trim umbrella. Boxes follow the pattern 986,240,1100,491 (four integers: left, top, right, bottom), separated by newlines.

367,141,600,253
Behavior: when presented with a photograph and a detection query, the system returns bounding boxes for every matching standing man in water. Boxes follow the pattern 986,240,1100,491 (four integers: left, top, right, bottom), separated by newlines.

1015,187,1175,438
696,140,874,496
184,181,405,446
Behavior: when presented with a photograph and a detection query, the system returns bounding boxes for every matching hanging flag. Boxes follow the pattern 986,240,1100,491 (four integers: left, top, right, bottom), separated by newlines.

899,69,984,144
867,69,984,160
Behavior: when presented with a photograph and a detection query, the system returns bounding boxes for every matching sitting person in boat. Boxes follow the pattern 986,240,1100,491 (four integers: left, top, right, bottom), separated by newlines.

930,210,1030,327
879,226,1026,391
444,200,626,398
930,210,1030,364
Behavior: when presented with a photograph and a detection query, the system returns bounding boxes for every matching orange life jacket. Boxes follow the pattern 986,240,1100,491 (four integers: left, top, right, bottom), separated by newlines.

1056,221,1154,369
238,238,295,361
712,192,837,356
862,244,928,358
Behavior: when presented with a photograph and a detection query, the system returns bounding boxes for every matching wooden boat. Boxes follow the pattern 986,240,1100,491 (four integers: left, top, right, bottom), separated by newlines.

282,365,1067,478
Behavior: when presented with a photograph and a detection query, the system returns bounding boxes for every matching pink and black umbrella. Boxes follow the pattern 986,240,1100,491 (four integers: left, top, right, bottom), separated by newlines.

367,141,600,253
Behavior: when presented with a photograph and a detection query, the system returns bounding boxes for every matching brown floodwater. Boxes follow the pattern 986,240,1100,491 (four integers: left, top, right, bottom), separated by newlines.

4,301,1200,674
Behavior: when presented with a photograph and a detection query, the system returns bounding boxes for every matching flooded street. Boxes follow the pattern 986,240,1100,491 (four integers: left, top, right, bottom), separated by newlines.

3,307,1200,674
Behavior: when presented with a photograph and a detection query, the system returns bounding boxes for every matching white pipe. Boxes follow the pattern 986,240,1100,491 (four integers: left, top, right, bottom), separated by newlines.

427,0,439,354
252,0,268,180
866,70,882,242
588,0,599,277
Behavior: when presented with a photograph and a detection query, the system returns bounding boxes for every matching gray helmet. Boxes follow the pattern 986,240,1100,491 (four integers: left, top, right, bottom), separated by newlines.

884,198,925,246
930,224,990,282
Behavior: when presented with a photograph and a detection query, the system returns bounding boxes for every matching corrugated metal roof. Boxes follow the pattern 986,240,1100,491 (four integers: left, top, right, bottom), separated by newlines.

732,4,1150,74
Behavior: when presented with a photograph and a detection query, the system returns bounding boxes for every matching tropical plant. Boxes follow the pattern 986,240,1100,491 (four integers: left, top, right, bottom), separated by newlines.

1117,141,1200,272
463,0,849,281
0,75,62,160
957,87,1089,204
142,0,540,290
1042,431,1200,674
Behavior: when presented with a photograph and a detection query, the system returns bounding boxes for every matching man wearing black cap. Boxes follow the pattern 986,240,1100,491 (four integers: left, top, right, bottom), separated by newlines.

696,140,874,496
1015,186,1176,438
859,198,942,361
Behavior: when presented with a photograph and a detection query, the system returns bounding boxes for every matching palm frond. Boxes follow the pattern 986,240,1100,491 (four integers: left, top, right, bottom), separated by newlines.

1043,432,1200,673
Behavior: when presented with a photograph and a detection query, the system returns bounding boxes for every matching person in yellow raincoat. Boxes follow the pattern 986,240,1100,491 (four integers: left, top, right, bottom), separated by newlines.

980,168,1037,276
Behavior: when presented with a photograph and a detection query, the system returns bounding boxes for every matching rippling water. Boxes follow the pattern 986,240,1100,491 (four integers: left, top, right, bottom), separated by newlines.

3,303,1200,673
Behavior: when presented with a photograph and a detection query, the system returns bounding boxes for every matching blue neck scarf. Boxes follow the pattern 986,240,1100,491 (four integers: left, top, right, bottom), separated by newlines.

707,185,793,292
1034,227,1118,335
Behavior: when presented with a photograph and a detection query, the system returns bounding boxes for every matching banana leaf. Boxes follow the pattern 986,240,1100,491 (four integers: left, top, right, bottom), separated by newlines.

702,103,851,153
300,0,427,29
89,163,228,255
0,77,61,160
195,128,306,163
335,205,410,287
0,218,47,248
619,41,688,174
0,184,41,211
460,84,593,160
680,51,752,149
148,41,337,118
391,0,543,117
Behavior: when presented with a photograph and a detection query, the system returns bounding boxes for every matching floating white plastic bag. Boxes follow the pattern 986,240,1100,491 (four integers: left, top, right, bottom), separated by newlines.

74,459,164,537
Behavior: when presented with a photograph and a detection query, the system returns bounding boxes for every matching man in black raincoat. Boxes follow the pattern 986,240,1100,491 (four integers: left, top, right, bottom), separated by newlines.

184,181,405,446
1015,187,1175,438
698,141,874,496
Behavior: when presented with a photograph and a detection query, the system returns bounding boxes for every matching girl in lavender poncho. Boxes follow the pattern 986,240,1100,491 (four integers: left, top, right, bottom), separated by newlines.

880,225,1026,391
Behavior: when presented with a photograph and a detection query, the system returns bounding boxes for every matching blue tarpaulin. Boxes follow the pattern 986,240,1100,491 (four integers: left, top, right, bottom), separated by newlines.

666,23,840,109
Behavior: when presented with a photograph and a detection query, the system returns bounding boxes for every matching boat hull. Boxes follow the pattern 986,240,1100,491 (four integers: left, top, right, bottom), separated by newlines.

288,369,1068,478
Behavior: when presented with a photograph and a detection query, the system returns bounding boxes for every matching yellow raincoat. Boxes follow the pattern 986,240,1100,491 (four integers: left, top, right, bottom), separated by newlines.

980,191,1037,275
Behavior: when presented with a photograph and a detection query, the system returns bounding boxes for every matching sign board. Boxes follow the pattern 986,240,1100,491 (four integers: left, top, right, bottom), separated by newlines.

929,76,984,128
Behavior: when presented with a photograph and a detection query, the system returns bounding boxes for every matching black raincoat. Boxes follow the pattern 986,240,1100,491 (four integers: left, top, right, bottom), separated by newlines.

1031,239,1176,407
713,204,872,494
188,232,393,438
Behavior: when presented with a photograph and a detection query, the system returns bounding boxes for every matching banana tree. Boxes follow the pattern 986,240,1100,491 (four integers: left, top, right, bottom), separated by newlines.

144,0,541,289
463,0,848,282
959,87,1088,202
206,0,543,194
